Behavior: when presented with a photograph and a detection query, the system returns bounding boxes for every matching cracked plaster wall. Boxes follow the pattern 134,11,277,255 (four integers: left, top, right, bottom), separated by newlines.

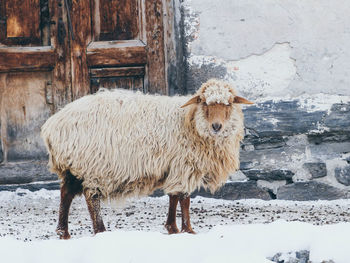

183,0,350,97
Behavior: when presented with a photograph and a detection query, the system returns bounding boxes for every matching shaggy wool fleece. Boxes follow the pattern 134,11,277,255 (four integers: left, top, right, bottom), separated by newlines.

41,81,245,201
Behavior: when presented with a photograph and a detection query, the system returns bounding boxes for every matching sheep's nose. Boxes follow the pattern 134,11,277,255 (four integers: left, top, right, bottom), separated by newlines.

212,123,222,132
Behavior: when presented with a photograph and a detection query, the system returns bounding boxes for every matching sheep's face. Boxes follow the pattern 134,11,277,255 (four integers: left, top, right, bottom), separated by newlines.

199,102,233,136
181,79,253,139
192,100,251,138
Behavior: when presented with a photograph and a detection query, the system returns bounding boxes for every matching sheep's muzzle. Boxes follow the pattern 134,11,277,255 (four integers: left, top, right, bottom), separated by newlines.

203,103,231,135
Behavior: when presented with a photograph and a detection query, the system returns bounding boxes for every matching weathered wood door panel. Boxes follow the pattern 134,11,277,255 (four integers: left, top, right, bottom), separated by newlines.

0,0,64,163
0,0,54,72
87,39,147,92
93,0,139,41
87,0,166,94
1,72,52,161
0,0,50,46
0,0,168,164
90,66,145,93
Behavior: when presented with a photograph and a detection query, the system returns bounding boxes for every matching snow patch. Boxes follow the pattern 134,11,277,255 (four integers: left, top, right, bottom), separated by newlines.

228,170,248,182
254,93,350,113
1,220,350,263
267,117,279,126
297,93,350,114
0,188,59,201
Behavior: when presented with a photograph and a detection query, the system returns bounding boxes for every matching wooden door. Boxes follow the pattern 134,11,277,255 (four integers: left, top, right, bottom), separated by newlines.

0,0,167,164
73,0,167,96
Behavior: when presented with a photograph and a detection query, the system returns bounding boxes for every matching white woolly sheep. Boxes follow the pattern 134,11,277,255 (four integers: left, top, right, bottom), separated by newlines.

41,79,253,239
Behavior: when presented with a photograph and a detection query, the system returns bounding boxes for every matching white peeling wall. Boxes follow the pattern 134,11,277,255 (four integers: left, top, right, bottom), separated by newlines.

182,0,350,98
188,43,297,100
178,0,350,200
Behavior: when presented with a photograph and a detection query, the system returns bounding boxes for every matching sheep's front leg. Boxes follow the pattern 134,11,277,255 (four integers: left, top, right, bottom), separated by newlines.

179,195,196,234
84,190,106,234
165,194,180,234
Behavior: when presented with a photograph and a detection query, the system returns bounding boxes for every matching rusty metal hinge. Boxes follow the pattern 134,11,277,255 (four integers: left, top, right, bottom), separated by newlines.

45,81,54,105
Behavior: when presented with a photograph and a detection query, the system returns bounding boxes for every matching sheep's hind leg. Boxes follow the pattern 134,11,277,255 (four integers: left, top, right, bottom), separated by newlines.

179,195,196,234
83,190,106,234
165,194,180,234
56,171,82,239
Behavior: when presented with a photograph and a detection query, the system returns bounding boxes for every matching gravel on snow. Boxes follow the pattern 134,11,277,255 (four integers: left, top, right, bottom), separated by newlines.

0,189,350,241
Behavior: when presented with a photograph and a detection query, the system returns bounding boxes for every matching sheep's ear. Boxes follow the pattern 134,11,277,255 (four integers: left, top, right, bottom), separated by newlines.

232,96,253,104
180,95,201,108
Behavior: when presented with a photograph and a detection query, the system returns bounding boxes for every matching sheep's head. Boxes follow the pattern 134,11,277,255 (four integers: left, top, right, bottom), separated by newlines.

181,79,253,138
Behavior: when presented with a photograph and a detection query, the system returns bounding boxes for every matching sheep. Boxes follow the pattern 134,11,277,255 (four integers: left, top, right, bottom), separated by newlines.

41,79,253,239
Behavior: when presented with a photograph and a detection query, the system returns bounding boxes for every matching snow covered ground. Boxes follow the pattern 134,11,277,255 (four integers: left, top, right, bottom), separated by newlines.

0,189,350,262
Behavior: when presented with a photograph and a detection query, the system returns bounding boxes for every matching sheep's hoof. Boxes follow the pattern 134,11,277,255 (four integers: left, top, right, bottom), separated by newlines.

181,228,196,234
165,224,180,234
94,227,106,235
56,229,71,240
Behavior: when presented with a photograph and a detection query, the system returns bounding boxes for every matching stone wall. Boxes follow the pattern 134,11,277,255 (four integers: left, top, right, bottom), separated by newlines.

177,0,350,200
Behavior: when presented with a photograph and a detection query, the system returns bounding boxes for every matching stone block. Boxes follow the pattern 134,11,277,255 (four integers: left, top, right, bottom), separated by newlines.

0,181,60,192
277,181,348,201
242,169,294,182
303,162,327,178
0,161,57,185
269,250,309,263
335,166,350,186
191,181,272,200
152,181,272,200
